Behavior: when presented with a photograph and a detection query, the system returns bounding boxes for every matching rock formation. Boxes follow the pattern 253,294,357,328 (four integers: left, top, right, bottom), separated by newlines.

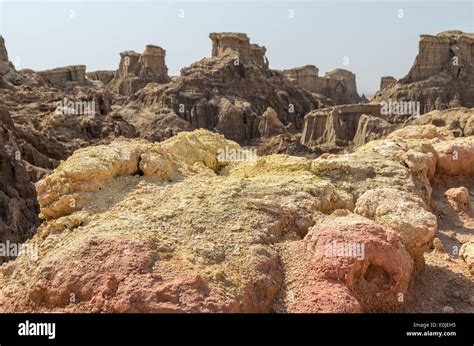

407,107,474,138
109,45,171,96
87,70,115,85
380,76,397,90
0,36,11,76
122,33,325,144
258,107,287,138
37,65,86,88
374,31,474,114
210,32,268,69
0,127,471,312
0,106,65,255
283,65,362,105
300,103,393,148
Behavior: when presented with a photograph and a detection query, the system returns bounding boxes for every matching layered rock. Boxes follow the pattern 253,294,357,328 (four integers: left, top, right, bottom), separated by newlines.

37,65,86,88
210,32,268,69
300,104,391,148
283,65,361,105
109,45,171,96
125,33,324,144
374,31,474,114
87,70,115,85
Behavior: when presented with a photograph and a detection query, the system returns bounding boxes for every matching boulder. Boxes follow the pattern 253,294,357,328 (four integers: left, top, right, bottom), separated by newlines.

258,107,287,138
354,188,437,270
280,214,413,312
445,186,471,212
433,137,474,176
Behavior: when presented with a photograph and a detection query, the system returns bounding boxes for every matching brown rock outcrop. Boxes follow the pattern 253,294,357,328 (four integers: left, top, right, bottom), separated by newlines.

210,32,268,69
126,33,324,144
86,70,115,85
300,104,388,148
374,31,474,114
0,106,66,253
258,107,287,138
37,65,86,88
380,76,397,90
408,107,474,138
283,65,362,105
444,186,471,212
109,45,171,96
0,36,11,76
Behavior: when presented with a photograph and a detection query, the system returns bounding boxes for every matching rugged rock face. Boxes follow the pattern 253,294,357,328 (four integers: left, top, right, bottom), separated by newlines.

374,31,474,114
0,36,24,87
300,104,391,148
0,127,471,312
37,65,86,88
283,65,361,105
0,36,11,76
109,45,171,96
123,33,324,144
0,106,66,253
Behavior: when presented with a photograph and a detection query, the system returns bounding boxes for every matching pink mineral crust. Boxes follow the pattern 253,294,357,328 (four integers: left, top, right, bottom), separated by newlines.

281,219,413,313
0,238,243,312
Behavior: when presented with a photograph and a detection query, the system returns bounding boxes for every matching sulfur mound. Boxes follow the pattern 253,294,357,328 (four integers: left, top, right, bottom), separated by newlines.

0,128,471,312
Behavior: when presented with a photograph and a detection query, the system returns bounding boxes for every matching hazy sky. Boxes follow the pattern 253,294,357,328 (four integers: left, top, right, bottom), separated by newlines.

0,0,472,95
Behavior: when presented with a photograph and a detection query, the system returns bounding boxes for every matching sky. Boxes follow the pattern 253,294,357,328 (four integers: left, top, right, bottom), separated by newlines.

0,0,472,95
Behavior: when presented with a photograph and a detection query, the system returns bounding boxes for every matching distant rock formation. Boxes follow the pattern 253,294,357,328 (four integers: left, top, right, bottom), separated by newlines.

0,36,24,87
87,70,115,85
374,31,474,114
283,65,362,105
0,36,11,75
380,76,397,91
37,65,86,88
210,32,269,69
125,33,325,144
300,104,393,148
109,45,171,95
